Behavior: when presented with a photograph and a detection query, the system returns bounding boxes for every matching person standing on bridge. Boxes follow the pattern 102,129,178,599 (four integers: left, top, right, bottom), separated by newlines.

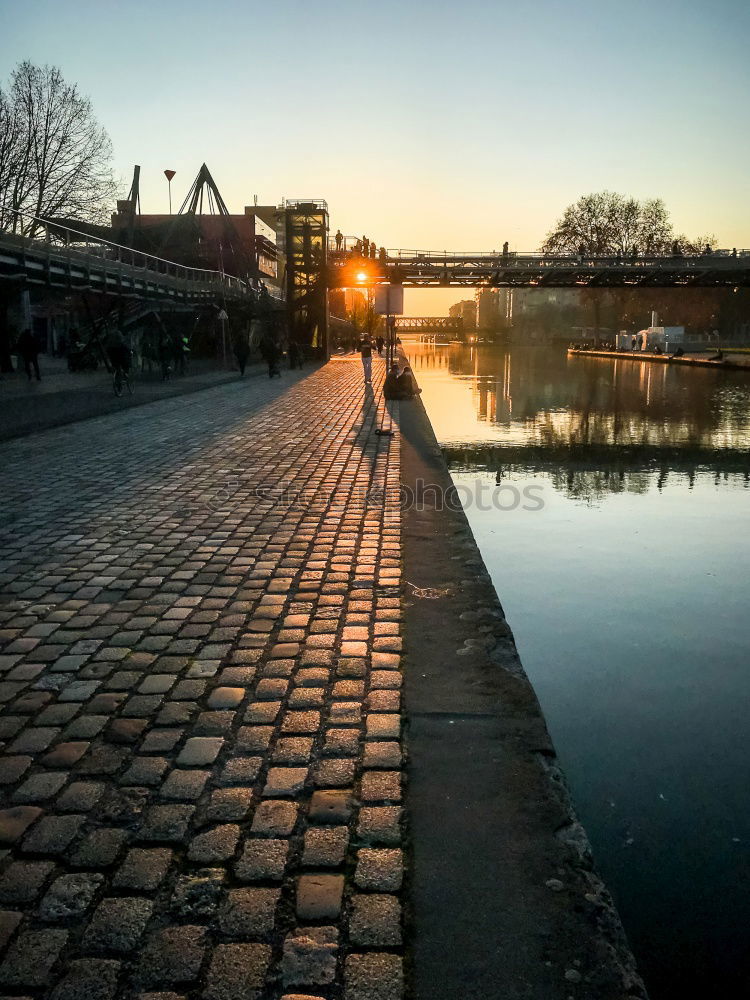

358,334,373,384
362,236,370,258
335,229,343,251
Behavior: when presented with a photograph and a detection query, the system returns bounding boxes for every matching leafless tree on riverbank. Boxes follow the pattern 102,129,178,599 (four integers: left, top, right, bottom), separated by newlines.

0,61,116,236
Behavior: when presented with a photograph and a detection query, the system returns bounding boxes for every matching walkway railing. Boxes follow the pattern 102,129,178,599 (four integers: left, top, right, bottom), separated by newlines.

1,213,255,300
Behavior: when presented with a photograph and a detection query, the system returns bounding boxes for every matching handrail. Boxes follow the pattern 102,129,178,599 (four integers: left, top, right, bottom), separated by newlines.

3,211,254,293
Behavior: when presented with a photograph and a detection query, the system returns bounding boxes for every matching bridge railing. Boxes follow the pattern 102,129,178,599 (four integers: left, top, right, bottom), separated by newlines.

384,248,750,264
3,213,254,296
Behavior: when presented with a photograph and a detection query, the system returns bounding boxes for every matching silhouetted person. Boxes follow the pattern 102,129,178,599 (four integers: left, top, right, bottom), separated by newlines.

375,336,384,355
108,329,131,374
672,240,682,257
362,236,370,257
395,365,421,399
631,336,637,351
383,363,400,399
358,334,373,383
704,244,712,256
261,330,281,378
732,248,737,257
233,332,250,375
637,334,644,350
502,241,509,262
335,229,343,251
370,243,377,259
379,246,387,264
288,339,304,369
17,328,40,381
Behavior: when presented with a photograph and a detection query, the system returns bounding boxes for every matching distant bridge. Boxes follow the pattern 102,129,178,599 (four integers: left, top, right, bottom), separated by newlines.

394,316,464,335
328,248,750,289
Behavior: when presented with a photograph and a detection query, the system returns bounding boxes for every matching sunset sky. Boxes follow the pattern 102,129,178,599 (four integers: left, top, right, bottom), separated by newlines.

2,0,749,313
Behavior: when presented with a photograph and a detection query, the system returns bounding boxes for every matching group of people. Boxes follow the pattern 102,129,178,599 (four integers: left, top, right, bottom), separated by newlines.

333,230,387,264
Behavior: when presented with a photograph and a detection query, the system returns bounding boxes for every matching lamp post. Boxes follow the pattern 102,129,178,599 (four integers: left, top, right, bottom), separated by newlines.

164,170,176,214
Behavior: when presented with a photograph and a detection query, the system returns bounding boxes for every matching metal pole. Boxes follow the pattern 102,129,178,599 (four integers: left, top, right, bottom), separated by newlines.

168,179,172,215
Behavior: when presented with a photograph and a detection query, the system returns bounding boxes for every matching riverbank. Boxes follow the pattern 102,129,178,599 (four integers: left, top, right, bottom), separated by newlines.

568,347,750,371
398,393,648,999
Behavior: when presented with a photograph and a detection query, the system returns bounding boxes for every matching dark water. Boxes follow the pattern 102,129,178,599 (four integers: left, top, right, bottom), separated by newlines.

408,341,750,999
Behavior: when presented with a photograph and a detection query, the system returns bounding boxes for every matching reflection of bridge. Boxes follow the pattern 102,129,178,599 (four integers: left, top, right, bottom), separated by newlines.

329,249,750,288
394,316,464,336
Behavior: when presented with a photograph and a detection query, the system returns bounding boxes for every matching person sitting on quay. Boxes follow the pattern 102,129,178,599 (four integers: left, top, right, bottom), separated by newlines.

384,363,422,400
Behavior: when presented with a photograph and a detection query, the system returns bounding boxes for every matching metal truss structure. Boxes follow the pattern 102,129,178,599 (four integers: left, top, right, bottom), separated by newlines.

285,200,329,355
394,316,464,334
328,249,750,289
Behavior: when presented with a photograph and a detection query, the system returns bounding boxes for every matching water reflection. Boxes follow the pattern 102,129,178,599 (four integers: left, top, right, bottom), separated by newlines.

411,341,750,1000
409,341,750,450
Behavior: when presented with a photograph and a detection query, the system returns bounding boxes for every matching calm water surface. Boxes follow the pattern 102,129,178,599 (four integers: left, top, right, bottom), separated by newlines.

408,341,750,999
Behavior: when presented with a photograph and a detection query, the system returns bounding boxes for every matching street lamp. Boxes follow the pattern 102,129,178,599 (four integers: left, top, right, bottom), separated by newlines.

164,170,176,214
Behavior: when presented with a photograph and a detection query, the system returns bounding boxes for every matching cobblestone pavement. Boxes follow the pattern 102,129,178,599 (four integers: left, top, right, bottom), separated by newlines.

0,356,404,1000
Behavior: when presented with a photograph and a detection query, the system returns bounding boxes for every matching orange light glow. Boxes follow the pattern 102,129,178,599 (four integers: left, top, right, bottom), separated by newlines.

356,271,368,283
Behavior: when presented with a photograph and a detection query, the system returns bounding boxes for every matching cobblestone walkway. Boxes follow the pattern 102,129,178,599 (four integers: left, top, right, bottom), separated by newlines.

0,357,404,1000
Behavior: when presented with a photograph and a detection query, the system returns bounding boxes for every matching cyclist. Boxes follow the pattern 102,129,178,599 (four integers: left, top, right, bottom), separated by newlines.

108,328,132,394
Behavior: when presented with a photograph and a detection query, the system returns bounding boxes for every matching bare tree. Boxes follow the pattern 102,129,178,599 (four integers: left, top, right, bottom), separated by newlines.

542,191,681,256
0,61,116,236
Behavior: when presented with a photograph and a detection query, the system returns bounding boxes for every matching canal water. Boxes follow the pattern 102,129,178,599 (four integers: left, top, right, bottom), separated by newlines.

407,341,750,999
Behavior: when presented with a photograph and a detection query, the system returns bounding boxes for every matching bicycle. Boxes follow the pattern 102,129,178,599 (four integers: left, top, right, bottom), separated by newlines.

112,365,133,397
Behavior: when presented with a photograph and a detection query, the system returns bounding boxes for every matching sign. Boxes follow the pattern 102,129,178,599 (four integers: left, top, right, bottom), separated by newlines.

164,169,176,181
373,285,404,315
217,309,228,321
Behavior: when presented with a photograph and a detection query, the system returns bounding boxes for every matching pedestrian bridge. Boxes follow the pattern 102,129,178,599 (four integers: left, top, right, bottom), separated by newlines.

0,220,258,305
394,316,464,335
329,248,750,289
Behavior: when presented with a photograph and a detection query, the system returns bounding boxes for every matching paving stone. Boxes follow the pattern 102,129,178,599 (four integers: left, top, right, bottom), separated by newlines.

282,926,338,987
200,788,253,824
0,908,22,949
348,894,402,946
0,860,54,903
282,711,321,734
362,742,402,769
187,824,240,863
22,814,84,855
135,925,206,987
83,897,153,953
357,806,402,845
354,848,403,891
120,756,169,787
138,804,194,843
302,826,349,867
207,687,244,709
39,873,104,921
0,756,32,785
49,957,120,1000
194,711,235,735
112,848,172,890
251,800,298,837
160,769,209,801
106,719,149,745
176,737,223,766
217,886,279,937
309,790,353,824
263,767,308,798
0,928,68,987
296,874,345,920
360,771,401,802
313,759,357,788
71,828,128,867
204,943,271,1000
218,757,262,786
344,953,404,1000
234,839,289,882
0,806,43,844
170,868,224,919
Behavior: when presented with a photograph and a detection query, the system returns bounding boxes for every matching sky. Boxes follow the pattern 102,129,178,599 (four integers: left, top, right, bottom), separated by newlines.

2,0,749,314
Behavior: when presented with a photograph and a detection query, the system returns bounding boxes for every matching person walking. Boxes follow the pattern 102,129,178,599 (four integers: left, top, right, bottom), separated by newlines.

233,330,250,376
16,328,40,381
375,335,384,356
358,334,373,384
